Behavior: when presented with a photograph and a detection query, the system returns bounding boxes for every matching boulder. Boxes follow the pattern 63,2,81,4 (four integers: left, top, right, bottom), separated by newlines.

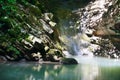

60,58,78,64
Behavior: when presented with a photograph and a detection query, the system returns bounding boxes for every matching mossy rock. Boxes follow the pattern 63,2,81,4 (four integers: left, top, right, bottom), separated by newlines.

60,58,78,64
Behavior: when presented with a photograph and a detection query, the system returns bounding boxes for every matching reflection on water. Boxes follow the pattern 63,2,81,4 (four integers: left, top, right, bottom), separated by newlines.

0,59,120,80
81,64,99,80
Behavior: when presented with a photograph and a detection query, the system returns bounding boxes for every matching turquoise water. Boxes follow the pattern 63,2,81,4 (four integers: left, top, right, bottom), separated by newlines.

1,57,120,80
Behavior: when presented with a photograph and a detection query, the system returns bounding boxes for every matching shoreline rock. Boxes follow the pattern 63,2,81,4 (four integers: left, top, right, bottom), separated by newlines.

60,58,78,65
0,56,7,63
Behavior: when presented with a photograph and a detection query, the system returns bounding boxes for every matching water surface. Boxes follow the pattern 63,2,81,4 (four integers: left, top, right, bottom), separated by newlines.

0,57,120,80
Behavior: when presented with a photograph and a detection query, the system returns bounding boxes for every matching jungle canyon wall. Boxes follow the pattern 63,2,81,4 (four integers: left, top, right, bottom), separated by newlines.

0,0,120,62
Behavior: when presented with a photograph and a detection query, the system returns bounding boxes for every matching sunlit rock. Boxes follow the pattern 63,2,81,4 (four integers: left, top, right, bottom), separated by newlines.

62,50,72,58
31,52,41,61
43,13,53,21
22,39,33,49
85,29,94,37
40,19,53,34
49,21,56,27
27,34,42,44
44,46,49,52
80,34,91,42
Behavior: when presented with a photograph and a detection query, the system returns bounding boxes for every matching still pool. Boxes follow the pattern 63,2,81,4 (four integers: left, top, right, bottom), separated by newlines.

0,57,120,80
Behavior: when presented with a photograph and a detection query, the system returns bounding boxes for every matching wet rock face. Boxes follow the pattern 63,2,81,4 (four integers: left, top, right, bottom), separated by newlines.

93,39,120,58
74,0,113,29
17,21,62,61
17,3,63,62
69,0,120,58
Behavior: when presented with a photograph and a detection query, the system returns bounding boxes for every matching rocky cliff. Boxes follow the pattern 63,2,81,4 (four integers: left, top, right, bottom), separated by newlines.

0,0,63,62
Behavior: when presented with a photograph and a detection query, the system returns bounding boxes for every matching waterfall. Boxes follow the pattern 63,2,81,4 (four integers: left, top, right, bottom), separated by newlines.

62,0,113,57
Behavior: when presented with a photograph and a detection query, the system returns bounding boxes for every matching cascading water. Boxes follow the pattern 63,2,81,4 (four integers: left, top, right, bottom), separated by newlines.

61,0,114,57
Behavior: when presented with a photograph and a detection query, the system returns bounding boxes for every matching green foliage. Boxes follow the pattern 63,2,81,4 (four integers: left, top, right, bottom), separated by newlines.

0,0,17,15
7,46,20,55
0,0,16,4
0,0,29,58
